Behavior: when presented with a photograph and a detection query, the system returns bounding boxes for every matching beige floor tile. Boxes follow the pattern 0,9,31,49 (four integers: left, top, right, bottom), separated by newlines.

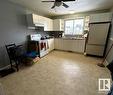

0,50,111,95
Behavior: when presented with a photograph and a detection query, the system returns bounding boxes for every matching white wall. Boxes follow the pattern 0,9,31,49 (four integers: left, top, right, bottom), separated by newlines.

52,10,110,19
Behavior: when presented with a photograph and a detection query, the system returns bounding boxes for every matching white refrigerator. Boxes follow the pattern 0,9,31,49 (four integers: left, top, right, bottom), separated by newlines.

85,22,110,56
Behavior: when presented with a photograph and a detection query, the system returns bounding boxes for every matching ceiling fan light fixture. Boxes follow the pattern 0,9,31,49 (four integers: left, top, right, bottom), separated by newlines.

55,1,63,7
42,0,73,9
69,11,75,14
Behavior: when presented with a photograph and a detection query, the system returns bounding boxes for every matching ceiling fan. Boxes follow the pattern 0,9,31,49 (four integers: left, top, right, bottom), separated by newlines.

42,0,76,9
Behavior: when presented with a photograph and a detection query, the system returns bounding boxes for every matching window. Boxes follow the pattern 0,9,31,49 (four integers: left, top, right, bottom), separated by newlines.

64,19,84,35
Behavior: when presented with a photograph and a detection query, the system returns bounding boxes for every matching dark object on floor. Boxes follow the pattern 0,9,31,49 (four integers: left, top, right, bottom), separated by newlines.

97,63,105,67
107,60,113,73
23,41,40,65
0,68,15,77
107,83,113,95
107,60,113,95
107,60,113,80
23,56,40,65
24,51,39,58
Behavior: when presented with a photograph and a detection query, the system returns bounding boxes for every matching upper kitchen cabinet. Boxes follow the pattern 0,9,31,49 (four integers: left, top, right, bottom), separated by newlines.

53,19,64,31
44,17,53,31
89,13,112,23
38,15,53,31
26,14,53,31
84,16,90,31
32,14,38,24
26,14,39,29
38,15,45,24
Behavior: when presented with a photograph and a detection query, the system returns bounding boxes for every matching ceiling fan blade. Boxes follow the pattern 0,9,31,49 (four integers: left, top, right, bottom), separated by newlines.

51,5,56,9
55,0,62,2
62,3,69,8
42,1,55,2
62,0,76,2
55,0,75,2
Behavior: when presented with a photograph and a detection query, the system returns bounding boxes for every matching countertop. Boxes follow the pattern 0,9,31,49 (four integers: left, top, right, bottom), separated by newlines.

38,37,86,40
55,37,86,40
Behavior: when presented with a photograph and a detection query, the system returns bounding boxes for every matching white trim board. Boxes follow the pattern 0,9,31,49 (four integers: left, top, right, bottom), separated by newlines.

0,65,11,71
110,38,113,41
0,62,15,71
104,59,109,66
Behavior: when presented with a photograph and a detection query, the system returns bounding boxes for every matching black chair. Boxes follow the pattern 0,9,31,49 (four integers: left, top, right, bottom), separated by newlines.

5,44,20,71
6,43,40,71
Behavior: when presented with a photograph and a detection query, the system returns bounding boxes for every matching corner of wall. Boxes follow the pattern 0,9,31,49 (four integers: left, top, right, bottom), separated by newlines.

104,60,109,66
110,7,113,12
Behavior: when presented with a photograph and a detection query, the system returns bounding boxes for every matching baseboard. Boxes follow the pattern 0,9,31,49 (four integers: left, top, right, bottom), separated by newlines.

0,65,11,71
104,60,109,66
110,38,113,41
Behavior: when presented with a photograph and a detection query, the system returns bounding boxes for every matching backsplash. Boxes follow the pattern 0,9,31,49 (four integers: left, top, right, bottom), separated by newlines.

45,31,64,38
35,28,64,38
35,27,48,37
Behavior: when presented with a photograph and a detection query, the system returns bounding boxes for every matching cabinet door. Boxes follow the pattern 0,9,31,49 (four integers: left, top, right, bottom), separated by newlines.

48,39,50,52
53,19,64,31
43,18,53,31
62,39,71,51
32,14,39,24
49,39,54,51
58,39,63,50
38,15,45,24
51,38,54,50
54,39,63,50
71,40,78,52
72,40,85,53
60,19,64,31
32,14,46,25
49,19,53,31
54,39,59,49
54,39,85,53
53,19,60,31
47,18,53,31
43,17,48,31
78,40,85,53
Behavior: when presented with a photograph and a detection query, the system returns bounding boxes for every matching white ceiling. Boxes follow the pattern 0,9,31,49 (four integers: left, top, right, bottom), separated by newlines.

9,0,113,17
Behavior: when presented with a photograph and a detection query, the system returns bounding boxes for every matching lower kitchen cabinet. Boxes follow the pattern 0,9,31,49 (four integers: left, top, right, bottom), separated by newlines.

54,38,85,53
63,39,72,51
48,38,54,52
72,40,86,53
54,38,63,50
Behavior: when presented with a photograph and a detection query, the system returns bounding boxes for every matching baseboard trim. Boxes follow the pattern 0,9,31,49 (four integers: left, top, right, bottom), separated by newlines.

110,38,113,41
0,65,11,71
104,60,109,66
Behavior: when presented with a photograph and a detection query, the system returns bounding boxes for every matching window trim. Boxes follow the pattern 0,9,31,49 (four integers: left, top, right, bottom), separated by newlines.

64,18,85,36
